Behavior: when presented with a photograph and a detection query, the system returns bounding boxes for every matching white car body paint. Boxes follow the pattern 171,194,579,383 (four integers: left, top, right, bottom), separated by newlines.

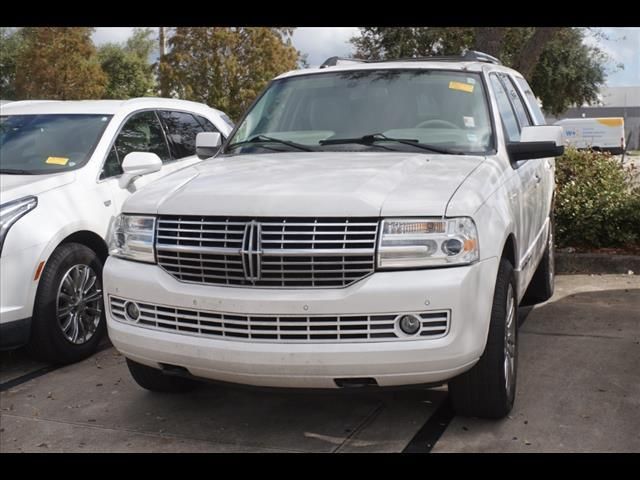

104,61,556,388
0,98,233,343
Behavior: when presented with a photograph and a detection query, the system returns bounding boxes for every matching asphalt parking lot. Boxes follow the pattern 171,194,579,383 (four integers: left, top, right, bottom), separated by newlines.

1,274,638,453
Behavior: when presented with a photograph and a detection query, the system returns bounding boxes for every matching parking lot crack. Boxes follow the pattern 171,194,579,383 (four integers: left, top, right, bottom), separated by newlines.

520,330,632,340
331,404,385,453
0,413,305,453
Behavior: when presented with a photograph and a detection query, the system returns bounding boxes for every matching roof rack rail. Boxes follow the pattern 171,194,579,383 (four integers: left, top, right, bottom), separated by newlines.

319,56,369,69
387,50,502,65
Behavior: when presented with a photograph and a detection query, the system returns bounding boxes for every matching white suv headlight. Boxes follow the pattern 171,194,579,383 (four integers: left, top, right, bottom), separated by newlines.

0,196,38,256
108,214,156,263
377,217,479,269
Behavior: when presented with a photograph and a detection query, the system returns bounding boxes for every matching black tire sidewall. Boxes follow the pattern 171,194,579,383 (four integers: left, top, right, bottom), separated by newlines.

30,243,106,364
491,259,519,410
448,258,518,418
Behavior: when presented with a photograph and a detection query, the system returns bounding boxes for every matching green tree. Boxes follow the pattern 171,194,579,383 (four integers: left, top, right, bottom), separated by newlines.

0,27,23,99
98,28,156,99
530,29,606,116
15,27,107,100
351,27,607,115
352,27,474,60
161,27,300,120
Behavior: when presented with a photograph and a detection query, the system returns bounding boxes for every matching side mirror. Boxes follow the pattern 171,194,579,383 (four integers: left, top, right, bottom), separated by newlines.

507,125,565,161
118,152,162,189
196,132,222,159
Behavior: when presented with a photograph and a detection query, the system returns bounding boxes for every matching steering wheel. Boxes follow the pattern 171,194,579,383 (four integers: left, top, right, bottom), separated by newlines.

415,119,460,129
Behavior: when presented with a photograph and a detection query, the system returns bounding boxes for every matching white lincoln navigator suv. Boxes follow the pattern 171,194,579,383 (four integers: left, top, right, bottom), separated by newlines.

104,52,563,418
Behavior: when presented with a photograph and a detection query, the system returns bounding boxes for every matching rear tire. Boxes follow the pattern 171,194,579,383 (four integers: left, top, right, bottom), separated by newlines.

522,218,555,305
126,358,199,393
448,258,518,419
27,243,106,364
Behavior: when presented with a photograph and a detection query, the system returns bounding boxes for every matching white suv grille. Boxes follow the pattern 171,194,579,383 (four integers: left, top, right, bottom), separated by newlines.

155,216,379,288
110,296,450,343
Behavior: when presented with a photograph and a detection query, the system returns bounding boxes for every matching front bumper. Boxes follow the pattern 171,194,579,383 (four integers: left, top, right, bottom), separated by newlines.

104,256,499,388
0,242,45,327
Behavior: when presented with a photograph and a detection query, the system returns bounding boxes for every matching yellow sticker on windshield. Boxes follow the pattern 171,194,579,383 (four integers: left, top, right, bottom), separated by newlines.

449,81,474,93
46,156,69,165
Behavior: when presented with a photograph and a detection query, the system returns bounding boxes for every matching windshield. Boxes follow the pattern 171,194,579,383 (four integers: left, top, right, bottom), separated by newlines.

0,114,112,174
225,69,494,155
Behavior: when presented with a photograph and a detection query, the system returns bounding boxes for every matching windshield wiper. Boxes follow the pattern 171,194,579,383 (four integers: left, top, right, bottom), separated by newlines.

226,134,314,152
319,133,458,155
0,169,36,175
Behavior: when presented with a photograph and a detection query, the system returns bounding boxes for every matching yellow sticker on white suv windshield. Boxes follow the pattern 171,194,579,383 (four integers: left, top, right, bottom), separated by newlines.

46,156,69,165
449,81,474,93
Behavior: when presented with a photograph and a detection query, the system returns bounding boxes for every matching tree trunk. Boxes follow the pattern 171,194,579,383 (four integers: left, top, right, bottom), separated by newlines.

473,27,507,57
159,27,167,97
512,27,562,80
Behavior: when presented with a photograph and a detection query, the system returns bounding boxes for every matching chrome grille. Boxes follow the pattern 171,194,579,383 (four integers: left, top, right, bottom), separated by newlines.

155,216,378,288
110,296,450,343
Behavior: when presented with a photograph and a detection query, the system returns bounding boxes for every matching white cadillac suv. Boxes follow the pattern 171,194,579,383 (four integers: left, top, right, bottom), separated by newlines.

0,98,233,363
103,52,563,418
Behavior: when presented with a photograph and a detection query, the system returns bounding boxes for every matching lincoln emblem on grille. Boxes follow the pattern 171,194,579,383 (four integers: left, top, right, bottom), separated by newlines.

241,220,262,284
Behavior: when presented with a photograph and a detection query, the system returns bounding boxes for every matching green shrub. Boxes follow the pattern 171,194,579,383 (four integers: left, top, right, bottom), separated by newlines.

554,148,640,249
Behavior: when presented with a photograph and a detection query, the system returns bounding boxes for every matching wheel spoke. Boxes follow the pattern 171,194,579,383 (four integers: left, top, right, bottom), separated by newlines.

60,312,74,333
83,274,97,295
70,313,80,343
78,312,89,342
57,305,73,319
70,267,82,293
62,275,74,292
86,306,102,316
83,290,103,304
79,266,91,293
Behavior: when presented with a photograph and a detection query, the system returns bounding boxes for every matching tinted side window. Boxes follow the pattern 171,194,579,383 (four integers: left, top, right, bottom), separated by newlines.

515,77,546,125
100,145,121,179
490,74,520,142
196,115,221,134
114,111,170,163
158,110,205,159
500,74,532,129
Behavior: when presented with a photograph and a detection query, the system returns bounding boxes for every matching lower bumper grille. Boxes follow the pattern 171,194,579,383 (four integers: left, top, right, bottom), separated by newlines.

110,296,450,343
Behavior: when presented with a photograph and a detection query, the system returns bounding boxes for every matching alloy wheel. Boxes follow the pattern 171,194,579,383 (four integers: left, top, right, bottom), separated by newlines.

56,264,103,345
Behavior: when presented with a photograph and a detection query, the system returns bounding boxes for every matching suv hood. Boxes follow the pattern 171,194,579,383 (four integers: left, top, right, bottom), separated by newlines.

128,152,485,217
0,171,76,204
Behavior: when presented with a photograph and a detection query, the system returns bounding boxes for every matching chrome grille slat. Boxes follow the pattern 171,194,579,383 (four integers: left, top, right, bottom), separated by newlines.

110,296,450,343
156,216,378,288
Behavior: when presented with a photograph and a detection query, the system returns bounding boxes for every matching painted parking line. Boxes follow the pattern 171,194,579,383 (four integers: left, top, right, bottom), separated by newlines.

0,342,112,392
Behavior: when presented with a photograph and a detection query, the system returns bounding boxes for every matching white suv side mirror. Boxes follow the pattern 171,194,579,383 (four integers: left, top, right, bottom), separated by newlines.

508,125,564,161
196,132,222,159
118,152,162,189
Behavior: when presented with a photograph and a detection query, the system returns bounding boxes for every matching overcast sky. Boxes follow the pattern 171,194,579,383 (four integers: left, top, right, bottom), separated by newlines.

92,27,640,87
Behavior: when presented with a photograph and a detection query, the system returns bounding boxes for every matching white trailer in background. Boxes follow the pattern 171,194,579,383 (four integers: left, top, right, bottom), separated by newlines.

554,117,626,154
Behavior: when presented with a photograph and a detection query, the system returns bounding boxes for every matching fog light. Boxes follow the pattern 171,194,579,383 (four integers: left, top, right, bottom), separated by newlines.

124,301,140,321
442,238,463,256
398,314,421,335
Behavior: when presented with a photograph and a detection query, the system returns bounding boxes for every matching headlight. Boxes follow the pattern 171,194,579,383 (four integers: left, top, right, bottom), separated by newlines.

108,214,156,263
0,196,38,256
377,217,479,269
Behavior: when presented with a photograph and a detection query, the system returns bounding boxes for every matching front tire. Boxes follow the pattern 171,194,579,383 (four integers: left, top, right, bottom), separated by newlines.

126,358,199,393
27,243,106,364
448,258,518,419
